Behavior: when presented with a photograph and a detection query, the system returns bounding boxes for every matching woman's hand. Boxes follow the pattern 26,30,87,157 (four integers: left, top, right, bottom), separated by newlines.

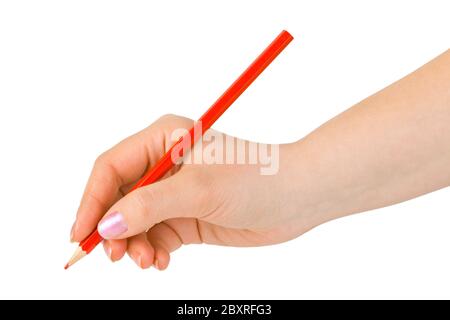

70,114,313,270
71,50,450,270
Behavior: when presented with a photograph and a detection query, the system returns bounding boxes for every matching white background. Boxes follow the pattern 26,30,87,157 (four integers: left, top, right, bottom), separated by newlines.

0,0,449,299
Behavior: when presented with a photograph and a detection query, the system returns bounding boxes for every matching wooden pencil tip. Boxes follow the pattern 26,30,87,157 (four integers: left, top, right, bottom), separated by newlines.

64,246,87,270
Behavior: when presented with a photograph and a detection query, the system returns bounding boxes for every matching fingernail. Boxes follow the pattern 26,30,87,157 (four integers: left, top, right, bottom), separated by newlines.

104,243,113,262
98,211,128,239
132,253,143,268
70,223,76,243
154,259,160,270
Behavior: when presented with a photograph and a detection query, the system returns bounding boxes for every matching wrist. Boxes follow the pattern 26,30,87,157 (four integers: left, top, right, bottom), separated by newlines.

277,140,341,229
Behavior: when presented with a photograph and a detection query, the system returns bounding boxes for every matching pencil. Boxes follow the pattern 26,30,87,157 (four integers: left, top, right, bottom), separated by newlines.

65,30,293,269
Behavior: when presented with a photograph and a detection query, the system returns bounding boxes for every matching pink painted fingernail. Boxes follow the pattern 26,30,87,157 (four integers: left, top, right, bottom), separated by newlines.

98,211,128,239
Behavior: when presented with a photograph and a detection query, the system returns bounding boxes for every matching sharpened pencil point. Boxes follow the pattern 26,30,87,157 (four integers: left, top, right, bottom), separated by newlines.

64,246,87,270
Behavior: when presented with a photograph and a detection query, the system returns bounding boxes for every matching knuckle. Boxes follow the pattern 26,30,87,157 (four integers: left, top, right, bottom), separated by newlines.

157,113,178,123
158,113,193,128
94,152,109,169
91,152,119,186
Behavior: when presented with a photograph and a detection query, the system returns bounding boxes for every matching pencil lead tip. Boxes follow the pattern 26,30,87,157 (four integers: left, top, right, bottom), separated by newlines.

64,263,69,270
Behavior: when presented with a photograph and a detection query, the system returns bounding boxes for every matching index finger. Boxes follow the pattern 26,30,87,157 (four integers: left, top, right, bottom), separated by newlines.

72,129,154,242
71,114,195,242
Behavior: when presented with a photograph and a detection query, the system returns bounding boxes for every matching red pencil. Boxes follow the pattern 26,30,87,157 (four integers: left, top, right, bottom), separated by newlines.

65,30,293,269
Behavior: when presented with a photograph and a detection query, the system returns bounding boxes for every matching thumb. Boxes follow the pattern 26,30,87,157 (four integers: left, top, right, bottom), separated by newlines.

97,170,211,239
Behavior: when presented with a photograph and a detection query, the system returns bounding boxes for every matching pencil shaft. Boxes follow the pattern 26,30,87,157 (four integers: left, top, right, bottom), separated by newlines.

67,30,293,267
133,30,293,189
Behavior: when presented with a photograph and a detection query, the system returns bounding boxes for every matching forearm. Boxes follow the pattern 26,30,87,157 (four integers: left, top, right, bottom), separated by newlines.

289,50,450,224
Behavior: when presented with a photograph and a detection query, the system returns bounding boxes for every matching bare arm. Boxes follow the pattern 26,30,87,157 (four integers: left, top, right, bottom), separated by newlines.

290,50,450,226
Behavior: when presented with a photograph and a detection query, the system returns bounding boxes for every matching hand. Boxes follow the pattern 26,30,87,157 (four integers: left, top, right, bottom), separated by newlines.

71,50,450,270
70,114,314,269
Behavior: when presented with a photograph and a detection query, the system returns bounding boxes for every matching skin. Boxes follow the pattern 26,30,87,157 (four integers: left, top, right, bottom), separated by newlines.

71,50,450,270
